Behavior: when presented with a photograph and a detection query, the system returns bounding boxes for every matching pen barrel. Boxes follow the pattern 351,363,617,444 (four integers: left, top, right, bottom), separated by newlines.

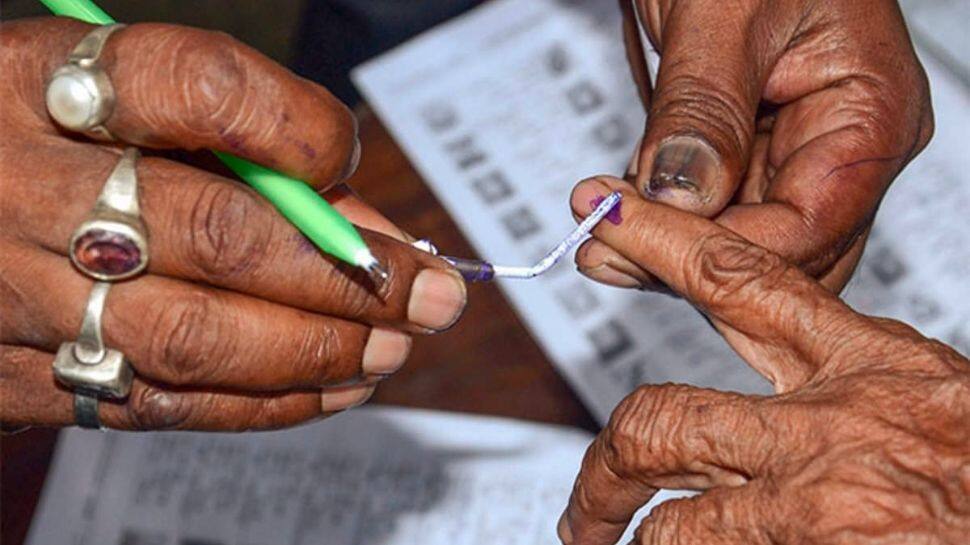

40,0,115,24
214,153,365,266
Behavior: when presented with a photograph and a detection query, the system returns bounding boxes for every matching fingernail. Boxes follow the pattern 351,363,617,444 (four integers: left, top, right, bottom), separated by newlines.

557,513,574,544
647,135,719,200
341,137,362,181
408,269,467,331
320,384,374,412
362,328,411,375
579,264,643,289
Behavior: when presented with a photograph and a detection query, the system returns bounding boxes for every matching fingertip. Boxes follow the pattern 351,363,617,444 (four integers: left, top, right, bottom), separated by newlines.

320,384,376,413
570,176,634,219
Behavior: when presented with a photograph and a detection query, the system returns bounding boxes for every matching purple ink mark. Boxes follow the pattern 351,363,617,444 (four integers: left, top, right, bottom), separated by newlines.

221,132,247,153
298,141,317,159
590,195,622,225
444,257,495,282
293,233,318,254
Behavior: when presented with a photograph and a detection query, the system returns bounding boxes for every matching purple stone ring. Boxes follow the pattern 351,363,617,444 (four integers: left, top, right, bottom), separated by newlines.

69,148,149,282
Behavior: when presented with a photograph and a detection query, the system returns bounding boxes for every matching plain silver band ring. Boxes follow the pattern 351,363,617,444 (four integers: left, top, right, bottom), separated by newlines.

74,390,103,430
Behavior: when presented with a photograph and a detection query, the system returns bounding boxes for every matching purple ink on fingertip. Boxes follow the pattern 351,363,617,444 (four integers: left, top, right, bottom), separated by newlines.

590,195,623,225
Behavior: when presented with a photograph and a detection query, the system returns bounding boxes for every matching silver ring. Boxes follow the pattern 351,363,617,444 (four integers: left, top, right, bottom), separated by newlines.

45,24,126,141
69,147,149,281
74,390,103,430
53,282,134,400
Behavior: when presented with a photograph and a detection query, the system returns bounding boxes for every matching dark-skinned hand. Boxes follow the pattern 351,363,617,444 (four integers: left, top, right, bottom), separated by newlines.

578,0,934,293
559,178,969,545
0,18,467,431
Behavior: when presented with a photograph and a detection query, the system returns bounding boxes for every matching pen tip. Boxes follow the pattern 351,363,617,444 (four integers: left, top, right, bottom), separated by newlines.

364,261,389,288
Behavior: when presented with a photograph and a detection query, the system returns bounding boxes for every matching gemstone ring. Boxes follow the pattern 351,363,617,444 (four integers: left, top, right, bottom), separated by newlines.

69,147,149,282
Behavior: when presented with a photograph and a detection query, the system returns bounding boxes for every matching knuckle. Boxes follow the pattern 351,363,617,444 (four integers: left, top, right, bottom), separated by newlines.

292,322,358,385
323,273,376,321
165,27,251,134
635,499,685,544
606,384,692,474
125,385,193,430
188,182,274,280
147,291,237,385
684,233,790,309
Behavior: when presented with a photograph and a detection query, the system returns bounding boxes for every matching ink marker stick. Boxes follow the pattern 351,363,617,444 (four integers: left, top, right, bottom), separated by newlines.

40,0,388,286
440,192,623,282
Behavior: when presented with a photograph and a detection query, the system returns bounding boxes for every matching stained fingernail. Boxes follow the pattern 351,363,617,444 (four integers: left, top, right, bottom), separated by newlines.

579,264,643,289
320,385,375,412
647,135,720,202
557,513,574,544
362,328,412,375
408,269,467,331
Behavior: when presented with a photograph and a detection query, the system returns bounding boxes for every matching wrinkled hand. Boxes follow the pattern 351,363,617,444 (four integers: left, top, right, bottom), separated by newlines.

0,19,467,431
578,0,934,292
559,178,969,544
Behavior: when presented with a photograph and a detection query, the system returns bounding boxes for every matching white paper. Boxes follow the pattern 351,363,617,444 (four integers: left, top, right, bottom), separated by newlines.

353,0,970,423
27,407,689,545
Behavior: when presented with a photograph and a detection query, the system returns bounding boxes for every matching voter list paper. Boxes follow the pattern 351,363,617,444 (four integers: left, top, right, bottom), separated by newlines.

27,407,689,545
354,0,970,423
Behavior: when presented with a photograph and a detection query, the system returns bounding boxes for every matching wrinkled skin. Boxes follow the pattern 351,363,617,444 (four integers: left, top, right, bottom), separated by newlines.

0,18,468,431
577,0,934,293
559,178,970,545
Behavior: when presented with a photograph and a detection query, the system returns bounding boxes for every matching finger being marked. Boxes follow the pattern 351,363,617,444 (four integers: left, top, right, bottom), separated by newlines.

570,177,872,389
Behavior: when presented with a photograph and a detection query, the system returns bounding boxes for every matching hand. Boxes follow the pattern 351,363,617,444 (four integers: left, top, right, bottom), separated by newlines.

0,19,467,431
559,178,969,544
579,0,934,292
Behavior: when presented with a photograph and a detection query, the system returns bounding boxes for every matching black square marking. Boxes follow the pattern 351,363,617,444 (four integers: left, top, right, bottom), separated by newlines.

119,529,167,545
501,206,543,241
444,136,487,170
591,114,631,151
545,43,571,77
588,319,634,364
566,80,605,115
471,170,514,205
867,246,906,286
420,103,458,133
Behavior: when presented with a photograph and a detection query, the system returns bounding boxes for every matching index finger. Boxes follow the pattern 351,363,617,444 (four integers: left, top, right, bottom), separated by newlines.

32,18,357,190
570,177,869,389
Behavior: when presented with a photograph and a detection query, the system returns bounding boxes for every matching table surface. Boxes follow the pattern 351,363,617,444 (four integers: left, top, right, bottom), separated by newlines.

0,111,596,545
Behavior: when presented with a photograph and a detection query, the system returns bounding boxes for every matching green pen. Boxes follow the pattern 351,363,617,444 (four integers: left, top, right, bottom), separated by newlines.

39,0,389,285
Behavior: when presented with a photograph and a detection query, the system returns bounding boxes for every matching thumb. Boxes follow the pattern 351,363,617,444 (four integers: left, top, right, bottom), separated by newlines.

636,2,777,217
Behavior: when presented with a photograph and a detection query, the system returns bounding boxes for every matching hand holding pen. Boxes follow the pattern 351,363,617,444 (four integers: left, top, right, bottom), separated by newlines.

0,16,467,430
